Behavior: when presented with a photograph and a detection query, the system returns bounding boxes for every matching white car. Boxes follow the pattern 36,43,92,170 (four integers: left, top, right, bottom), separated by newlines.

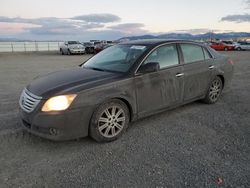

234,41,250,51
60,41,85,55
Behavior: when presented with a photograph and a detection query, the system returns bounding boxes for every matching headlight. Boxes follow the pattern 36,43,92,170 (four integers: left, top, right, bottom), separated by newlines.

41,94,77,112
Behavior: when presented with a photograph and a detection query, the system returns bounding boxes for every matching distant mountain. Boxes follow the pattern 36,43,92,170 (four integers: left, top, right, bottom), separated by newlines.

1,32,250,42
0,38,29,42
119,32,250,41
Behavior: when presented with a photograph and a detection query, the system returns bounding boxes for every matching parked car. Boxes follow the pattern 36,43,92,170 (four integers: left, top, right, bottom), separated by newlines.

94,43,105,53
234,41,250,51
60,41,85,55
209,42,235,51
19,39,234,142
83,42,95,54
222,41,233,45
222,41,235,46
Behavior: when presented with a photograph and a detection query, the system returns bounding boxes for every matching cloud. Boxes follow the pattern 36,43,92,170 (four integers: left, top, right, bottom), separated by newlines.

4,29,126,41
0,16,79,33
221,14,250,23
109,23,144,29
173,28,233,35
0,14,121,32
28,21,105,35
0,22,39,35
174,28,213,35
71,13,121,23
246,0,250,9
220,1,250,23
0,16,66,26
108,23,146,34
0,14,147,40
0,16,26,23
0,14,116,35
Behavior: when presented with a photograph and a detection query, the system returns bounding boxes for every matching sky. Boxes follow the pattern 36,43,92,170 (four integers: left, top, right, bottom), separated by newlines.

0,0,250,41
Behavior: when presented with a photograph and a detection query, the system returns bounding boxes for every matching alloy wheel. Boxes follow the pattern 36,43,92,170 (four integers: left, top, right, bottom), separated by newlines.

209,79,222,102
98,106,126,138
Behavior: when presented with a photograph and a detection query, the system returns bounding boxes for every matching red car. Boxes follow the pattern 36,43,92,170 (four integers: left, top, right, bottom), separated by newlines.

209,42,235,51
94,44,105,53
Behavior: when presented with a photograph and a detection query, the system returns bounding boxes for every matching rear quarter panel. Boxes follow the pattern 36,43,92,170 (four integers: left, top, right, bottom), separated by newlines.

213,55,234,91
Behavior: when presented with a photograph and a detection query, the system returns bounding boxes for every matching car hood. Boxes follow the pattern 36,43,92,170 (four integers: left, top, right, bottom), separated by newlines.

27,67,120,98
68,44,84,48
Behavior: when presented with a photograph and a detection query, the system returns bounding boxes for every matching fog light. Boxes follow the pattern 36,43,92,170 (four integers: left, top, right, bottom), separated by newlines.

49,128,58,135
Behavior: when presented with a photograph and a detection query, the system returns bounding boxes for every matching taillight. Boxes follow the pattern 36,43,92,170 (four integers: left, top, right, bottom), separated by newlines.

228,59,234,65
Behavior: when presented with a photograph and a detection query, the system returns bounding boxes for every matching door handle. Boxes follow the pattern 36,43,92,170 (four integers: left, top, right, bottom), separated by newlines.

176,73,184,77
209,65,215,69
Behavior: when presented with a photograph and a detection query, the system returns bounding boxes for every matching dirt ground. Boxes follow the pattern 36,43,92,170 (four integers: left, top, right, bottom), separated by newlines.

0,51,249,187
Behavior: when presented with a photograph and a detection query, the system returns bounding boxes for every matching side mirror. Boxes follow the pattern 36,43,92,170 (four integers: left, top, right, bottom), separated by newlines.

138,62,160,74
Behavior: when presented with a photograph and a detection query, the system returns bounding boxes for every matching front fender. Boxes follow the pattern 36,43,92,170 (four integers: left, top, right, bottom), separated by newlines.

72,78,137,121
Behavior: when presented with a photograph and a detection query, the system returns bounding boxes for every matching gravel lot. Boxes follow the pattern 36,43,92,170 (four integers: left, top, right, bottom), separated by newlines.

0,51,249,187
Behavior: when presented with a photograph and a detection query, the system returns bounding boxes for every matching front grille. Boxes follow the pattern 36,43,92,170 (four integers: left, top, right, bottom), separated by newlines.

19,89,42,113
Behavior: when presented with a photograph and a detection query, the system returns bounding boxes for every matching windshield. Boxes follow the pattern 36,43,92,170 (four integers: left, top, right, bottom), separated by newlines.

68,41,81,45
223,41,233,44
83,44,148,73
84,42,93,46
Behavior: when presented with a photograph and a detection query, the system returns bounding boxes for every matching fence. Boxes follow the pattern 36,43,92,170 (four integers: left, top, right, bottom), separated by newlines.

0,41,64,52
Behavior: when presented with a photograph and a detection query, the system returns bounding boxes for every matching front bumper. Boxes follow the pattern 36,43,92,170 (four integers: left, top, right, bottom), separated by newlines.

69,49,85,54
19,107,91,141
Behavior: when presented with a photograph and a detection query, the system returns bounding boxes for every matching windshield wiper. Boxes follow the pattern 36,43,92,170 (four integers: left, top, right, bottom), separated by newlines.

89,67,106,72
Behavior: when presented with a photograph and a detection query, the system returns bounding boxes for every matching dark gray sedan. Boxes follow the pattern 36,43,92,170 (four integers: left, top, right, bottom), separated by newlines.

19,39,234,142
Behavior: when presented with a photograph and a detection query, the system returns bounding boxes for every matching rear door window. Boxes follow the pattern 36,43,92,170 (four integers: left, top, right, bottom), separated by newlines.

180,44,205,63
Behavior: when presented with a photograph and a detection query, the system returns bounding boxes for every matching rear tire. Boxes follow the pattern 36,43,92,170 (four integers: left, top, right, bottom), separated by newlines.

224,47,228,51
236,47,242,51
203,76,223,104
90,99,130,142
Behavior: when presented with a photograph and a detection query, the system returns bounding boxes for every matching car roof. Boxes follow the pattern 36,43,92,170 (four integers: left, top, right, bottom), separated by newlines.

121,39,203,46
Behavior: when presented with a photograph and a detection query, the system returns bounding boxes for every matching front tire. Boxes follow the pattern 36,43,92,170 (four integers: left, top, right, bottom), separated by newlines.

90,99,130,142
67,49,72,55
60,49,64,55
203,76,223,104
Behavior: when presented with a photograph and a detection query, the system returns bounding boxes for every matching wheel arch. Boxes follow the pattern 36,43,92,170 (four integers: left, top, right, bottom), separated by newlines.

112,97,133,122
89,96,134,129
88,96,134,140
217,74,225,88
